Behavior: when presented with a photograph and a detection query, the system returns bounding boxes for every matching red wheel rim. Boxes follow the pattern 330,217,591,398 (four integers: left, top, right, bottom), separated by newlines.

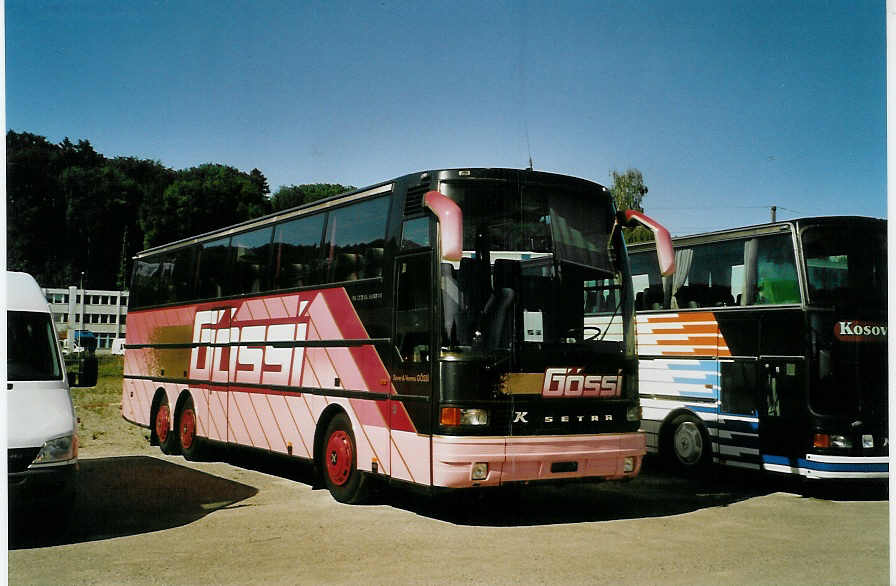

325,430,353,486
180,408,196,450
155,404,170,443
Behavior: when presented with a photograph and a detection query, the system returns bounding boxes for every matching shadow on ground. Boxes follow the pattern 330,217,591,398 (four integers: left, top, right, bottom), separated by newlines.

149,447,889,528
9,456,258,550
375,456,889,526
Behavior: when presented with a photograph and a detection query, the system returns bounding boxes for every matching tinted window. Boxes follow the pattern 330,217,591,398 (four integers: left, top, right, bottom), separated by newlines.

8,311,62,381
130,257,162,308
802,224,886,307
751,234,800,305
401,217,430,250
325,196,390,282
273,214,326,289
158,246,197,304
232,227,273,294
197,237,231,299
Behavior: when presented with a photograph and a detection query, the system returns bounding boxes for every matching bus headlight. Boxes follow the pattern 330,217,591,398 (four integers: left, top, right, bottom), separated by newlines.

440,407,489,426
32,434,77,466
831,435,853,449
626,405,642,422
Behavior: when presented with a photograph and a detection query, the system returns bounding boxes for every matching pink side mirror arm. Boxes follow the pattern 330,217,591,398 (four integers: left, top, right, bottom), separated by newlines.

620,210,675,277
423,190,463,261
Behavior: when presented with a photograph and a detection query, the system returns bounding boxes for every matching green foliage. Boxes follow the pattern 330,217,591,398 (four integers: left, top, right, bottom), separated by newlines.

271,183,354,211
141,164,272,247
609,168,654,244
5,130,290,289
609,168,648,213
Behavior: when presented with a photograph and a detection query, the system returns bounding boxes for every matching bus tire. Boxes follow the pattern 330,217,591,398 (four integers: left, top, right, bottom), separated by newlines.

176,395,203,461
662,413,711,474
320,413,368,504
152,396,179,455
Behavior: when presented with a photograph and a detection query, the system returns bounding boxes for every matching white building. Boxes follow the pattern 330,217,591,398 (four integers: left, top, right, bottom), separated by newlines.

43,286,128,352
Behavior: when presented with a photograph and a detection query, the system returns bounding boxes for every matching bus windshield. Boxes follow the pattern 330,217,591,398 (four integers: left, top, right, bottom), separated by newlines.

439,179,614,273
438,177,622,350
802,223,887,307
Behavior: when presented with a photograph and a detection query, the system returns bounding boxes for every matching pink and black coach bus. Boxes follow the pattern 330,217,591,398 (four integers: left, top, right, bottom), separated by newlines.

122,168,673,503
597,216,887,479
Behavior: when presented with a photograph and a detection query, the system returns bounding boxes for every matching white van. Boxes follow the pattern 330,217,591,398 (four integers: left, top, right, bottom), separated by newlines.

7,272,97,509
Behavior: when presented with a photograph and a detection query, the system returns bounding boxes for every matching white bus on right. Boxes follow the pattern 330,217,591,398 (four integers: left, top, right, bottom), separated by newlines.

588,216,887,480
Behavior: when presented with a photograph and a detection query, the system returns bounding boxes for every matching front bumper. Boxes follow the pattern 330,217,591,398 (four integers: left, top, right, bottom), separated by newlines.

432,432,646,488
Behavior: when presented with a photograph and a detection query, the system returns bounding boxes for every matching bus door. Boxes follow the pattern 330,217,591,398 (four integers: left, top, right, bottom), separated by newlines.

391,252,435,483
758,357,805,468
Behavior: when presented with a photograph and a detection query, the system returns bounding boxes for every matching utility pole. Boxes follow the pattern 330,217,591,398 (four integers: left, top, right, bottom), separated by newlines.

770,206,777,222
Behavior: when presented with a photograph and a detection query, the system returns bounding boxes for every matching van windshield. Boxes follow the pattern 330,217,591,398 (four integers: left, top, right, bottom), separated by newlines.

8,310,62,381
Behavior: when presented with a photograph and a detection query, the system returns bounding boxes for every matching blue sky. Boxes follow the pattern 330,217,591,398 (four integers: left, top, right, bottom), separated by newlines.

6,1,886,236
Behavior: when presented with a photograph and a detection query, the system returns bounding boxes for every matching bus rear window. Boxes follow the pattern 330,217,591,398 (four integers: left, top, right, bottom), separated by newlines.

8,310,62,381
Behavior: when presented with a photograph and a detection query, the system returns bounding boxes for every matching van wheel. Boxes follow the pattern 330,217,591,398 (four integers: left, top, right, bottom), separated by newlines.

320,413,368,504
662,413,711,474
177,396,203,461
153,399,179,455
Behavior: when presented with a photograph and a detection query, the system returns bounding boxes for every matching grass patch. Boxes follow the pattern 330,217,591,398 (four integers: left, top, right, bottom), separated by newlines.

71,354,151,455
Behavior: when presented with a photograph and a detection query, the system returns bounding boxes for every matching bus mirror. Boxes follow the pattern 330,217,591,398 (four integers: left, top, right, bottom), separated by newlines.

619,210,675,277
423,190,463,261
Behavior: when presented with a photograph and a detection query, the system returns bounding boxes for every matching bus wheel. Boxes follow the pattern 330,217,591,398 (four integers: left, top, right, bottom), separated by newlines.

320,413,368,504
153,398,179,455
177,396,203,461
663,413,711,474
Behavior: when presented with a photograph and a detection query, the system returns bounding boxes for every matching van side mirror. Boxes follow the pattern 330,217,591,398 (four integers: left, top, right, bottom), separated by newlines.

69,355,98,387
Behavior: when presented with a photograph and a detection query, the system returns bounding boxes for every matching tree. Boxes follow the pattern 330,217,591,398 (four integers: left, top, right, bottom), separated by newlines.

609,168,653,243
271,183,354,211
141,164,272,248
6,132,67,285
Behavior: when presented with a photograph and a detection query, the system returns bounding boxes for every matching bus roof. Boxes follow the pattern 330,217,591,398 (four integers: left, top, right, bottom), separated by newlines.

627,215,885,252
134,167,608,259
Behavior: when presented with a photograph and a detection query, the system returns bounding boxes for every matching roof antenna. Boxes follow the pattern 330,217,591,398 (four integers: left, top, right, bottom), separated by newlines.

525,126,534,171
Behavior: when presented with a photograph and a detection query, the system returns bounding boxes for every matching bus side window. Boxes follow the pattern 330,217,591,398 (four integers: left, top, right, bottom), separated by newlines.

158,246,197,304
756,235,800,305
744,234,800,306
130,257,162,308
325,196,390,283
232,226,273,294
720,361,758,415
629,252,665,310
272,214,326,290
196,237,232,299
670,241,740,309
